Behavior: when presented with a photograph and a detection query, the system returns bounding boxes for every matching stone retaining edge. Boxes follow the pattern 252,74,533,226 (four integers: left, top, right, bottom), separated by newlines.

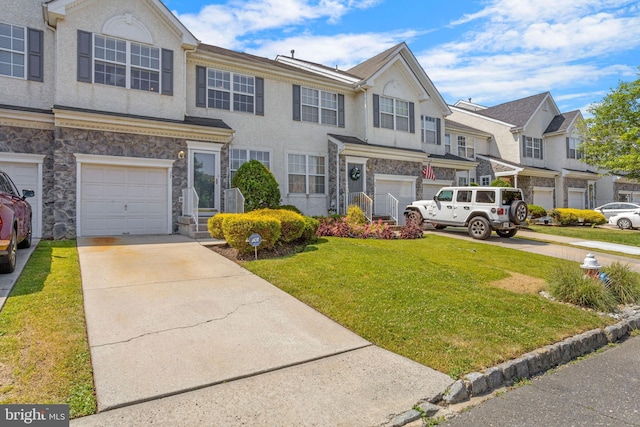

384,314,640,426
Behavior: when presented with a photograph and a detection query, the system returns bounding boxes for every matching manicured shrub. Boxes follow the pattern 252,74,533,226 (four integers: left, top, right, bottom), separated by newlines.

527,205,547,219
346,204,367,227
548,208,606,226
317,216,351,237
278,204,303,215
207,213,235,239
250,208,305,243
603,262,640,305
400,221,424,239
231,160,281,212
490,179,512,187
547,264,617,312
301,216,319,243
222,214,281,253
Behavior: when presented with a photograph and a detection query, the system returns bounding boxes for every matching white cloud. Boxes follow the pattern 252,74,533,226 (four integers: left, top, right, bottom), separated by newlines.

174,0,381,49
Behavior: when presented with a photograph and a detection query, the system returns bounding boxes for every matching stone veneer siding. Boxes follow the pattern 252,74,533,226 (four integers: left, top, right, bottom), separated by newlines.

614,182,640,203
52,127,189,239
1,124,56,238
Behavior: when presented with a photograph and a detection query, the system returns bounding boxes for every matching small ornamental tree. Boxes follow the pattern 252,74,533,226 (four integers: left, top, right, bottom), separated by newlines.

490,178,512,187
231,160,281,212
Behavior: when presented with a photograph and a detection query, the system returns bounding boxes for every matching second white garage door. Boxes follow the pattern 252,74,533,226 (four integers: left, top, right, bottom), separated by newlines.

80,164,169,236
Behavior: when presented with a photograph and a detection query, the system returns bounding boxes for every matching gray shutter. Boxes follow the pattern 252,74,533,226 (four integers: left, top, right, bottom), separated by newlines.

540,138,544,159
522,135,527,157
292,85,301,121
196,65,206,107
373,94,380,128
436,118,442,145
27,28,43,82
161,49,173,96
420,115,424,143
77,30,92,83
338,94,345,128
409,102,415,133
255,77,264,116
566,137,570,158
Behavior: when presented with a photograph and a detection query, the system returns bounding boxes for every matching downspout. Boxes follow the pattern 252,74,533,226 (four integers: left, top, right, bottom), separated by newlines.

42,5,57,108
335,141,345,214
357,84,368,142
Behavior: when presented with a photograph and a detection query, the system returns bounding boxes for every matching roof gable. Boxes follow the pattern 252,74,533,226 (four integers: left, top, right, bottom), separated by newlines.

476,92,557,129
544,110,582,134
45,0,198,47
349,42,451,116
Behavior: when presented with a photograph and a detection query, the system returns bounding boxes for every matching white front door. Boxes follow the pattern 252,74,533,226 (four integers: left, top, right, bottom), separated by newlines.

191,151,219,215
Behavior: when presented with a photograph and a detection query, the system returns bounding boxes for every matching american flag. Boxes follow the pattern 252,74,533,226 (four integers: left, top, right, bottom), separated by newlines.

422,164,435,180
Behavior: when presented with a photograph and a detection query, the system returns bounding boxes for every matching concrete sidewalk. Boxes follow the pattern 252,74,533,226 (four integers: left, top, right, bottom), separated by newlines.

428,228,640,273
73,235,452,426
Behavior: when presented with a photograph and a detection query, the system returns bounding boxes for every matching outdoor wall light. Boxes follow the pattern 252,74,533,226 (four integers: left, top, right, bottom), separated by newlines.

178,150,185,159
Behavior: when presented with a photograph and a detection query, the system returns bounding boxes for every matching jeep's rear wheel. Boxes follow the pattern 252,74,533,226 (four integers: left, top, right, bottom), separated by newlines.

510,200,528,225
468,217,491,240
496,228,517,238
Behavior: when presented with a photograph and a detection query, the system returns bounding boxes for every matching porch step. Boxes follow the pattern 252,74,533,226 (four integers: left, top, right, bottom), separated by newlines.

372,215,397,226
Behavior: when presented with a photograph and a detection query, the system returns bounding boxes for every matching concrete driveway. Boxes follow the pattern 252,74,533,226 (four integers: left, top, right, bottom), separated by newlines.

74,235,452,426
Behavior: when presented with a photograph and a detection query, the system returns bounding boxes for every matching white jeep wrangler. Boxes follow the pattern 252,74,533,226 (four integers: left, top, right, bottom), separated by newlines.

404,186,528,240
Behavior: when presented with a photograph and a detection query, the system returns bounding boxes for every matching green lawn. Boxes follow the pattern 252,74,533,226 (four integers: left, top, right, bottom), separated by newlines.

527,224,640,247
0,240,95,418
244,236,613,378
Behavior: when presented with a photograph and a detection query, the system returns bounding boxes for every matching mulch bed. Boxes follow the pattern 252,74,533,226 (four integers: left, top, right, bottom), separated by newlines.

208,241,302,262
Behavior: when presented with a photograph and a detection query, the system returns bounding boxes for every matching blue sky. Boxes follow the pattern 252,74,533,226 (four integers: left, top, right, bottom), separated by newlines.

166,0,640,115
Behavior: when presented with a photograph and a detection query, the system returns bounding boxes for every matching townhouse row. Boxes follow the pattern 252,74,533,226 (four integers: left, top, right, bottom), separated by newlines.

2,0,638,239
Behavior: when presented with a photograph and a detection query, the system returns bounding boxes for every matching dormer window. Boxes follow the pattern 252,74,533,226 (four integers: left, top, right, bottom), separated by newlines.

93,35,160,92
77,30,173,95
373,94,415,133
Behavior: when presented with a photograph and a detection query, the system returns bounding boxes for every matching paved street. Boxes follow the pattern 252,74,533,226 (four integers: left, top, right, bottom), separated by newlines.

443,335,640,427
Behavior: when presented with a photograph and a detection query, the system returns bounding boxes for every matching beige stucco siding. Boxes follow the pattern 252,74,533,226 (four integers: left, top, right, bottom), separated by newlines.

52,0,187,120
1,0,55,109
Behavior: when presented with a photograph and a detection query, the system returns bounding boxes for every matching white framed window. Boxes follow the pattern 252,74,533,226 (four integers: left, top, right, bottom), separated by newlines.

94,35,160,92
380,96,409,131
288,153,326,194
301,87,338,125
0,22,25,78
229,149,271,181
457,136,475,158
480,175,491,186
458,176,468,186
524,136,543,159
567,137,583,159
444,133,451,154
421,116,437,144
207,68,255,113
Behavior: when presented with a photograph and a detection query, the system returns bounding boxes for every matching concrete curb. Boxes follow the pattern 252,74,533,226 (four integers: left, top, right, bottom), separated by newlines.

387,313,640,426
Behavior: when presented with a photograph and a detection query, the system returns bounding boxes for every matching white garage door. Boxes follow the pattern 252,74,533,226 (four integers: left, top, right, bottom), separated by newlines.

80,164,169,236
568,189,585,209
375,177,415,225
422,183,442,202
0,161,41,237
533,188,554,210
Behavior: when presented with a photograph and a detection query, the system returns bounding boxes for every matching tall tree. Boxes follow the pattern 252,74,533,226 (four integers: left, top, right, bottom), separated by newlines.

579,70,640,180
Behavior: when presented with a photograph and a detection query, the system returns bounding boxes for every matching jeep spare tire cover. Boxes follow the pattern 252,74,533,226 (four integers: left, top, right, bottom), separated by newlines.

510,200,528,225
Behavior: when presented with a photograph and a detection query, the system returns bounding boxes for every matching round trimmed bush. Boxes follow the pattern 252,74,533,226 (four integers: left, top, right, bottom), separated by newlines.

208,213,235,239
250,208,305,243
231,160,281,212
222,214,281,254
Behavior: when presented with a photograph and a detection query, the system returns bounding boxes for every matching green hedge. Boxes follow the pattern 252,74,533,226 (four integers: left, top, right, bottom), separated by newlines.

208,209,319,252
249,208,305,242
548,208,606,226
207,213,234,239
222,214,281,253
527,204,547,219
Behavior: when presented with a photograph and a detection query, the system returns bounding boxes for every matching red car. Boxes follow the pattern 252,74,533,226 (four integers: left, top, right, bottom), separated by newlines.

0,170,34,274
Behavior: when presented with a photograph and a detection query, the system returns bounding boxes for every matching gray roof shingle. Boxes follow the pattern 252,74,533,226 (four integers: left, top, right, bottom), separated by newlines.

475,92,549,127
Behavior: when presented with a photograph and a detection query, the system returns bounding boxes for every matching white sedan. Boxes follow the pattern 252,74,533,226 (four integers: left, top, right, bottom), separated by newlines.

609,209,640,230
